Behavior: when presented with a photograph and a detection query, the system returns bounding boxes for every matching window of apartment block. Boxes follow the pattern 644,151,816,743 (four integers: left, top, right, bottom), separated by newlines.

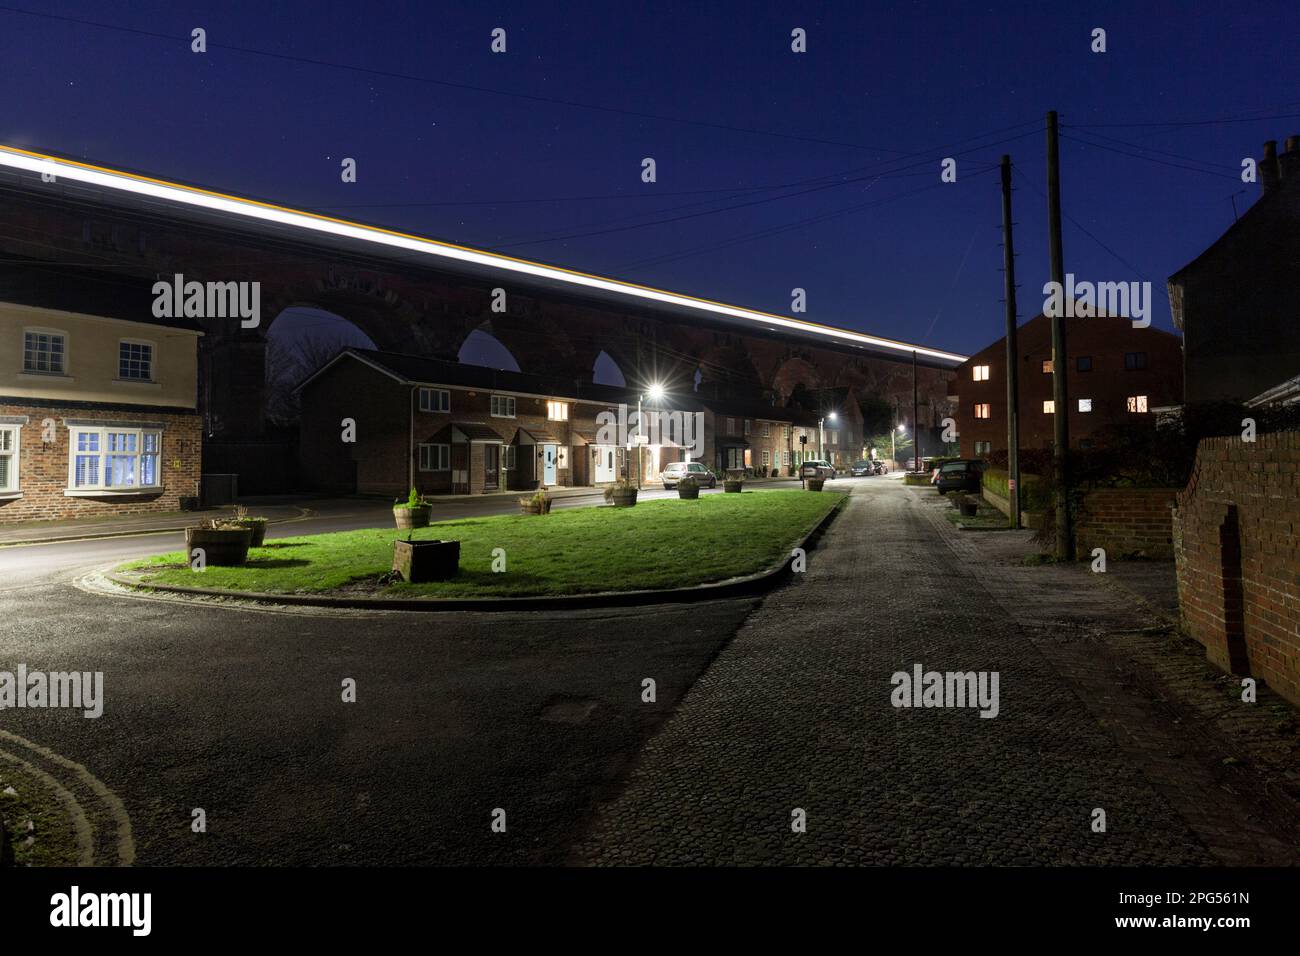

829,431,838,444
762,450,771,468
1127,395,1149,413
419,388,449,413
1124,351,1148,370
490,395,516,418
972,365,990,381
69,426,161,491
1043,400,1055,414
762,422,770,437
743,419,751,435
1078,398,1092,412
23,329,66,374
783,451,790,466
1041,359,1053,374
418,443,450,471
546,400,569,421
726,418,736,435
974,403,991,419
118,341,154,381
974,441,991,455
0,426,18,494
1076,356,1092,372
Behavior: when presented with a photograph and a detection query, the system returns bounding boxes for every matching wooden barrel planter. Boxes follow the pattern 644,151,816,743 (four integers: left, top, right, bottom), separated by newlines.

723,479,744,494
236,518,268,547
393,504,432,530
519,497,553,515
677,485,700,500
608,488,638,508
392,539,460,583
185,526,253,566
806,478,825,492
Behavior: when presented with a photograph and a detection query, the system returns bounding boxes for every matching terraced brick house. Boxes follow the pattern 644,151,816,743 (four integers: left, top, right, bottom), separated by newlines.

0,263,203,523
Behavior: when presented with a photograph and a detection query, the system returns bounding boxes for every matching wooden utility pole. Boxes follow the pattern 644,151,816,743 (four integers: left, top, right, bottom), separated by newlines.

912,350,920,473
1046,111,1072,559
999,155,1022,529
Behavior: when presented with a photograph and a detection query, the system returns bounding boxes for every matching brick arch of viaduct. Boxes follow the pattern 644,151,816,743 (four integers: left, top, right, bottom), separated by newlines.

0,183,956,437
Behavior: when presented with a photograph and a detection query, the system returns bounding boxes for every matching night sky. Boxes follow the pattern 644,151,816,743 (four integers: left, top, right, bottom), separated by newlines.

3,1,1298,369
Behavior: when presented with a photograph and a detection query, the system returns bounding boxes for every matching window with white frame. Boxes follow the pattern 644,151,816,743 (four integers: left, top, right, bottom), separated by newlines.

743,419,751,435
726,418,736,435
762,449,771,467
1127,395,1149,413
1043,400,1055,414
503,445,517,470
23,330,66,374
118,341,154,381
546,400,569,421
1078,398,1093,412
418,443,450,471
973,365,990,381
68,426,161,490
762,422,770,437
490,395,516,418
418,388,449,413
783,451,790,466
0,426,18,494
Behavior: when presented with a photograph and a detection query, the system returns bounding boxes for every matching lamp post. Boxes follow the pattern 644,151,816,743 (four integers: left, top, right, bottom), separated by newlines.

636,382,665,490
818,411,837,465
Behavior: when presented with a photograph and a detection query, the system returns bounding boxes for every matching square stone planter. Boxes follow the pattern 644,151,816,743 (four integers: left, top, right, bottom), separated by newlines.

184,526,253,566
392,539,460,583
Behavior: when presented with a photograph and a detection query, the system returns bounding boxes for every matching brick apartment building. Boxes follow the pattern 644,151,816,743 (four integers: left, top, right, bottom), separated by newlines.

0,264,203,523
952,312,1183,458
297,349,710,496
698,398,820,476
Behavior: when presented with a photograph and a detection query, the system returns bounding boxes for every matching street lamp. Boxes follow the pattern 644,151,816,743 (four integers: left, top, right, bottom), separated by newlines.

636,383,665,489
818,411,837,464
893,422,905,470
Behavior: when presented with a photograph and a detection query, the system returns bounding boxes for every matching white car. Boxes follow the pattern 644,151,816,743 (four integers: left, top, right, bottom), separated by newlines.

660,461,718,489
800,459,835,480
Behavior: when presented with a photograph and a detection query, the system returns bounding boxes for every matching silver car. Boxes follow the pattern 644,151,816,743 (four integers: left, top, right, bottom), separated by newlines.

660,460,717,489
800,459,835,480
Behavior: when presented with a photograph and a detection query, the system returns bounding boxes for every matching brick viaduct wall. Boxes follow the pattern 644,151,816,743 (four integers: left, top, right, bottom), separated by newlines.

1172,431,1300,706
1075,488,1178,560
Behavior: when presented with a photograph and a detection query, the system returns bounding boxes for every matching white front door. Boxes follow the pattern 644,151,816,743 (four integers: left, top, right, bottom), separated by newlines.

542,444,558,485
593,445,616,483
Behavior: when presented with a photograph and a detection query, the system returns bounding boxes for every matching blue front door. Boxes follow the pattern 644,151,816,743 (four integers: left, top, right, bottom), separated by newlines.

542,444,557,485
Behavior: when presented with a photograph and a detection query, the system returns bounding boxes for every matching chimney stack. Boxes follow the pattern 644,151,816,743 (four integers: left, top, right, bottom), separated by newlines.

1279,135,1300,183
1261,140,1280,193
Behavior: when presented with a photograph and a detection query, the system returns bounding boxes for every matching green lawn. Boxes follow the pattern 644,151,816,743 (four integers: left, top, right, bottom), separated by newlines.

119,490,845,598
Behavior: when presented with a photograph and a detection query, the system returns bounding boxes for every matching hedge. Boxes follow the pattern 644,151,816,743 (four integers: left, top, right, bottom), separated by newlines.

981,468,1051,511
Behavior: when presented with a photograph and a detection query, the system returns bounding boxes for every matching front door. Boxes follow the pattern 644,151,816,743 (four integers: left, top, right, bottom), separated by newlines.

542,444,558,485
484,443,500,491
594,445,616,483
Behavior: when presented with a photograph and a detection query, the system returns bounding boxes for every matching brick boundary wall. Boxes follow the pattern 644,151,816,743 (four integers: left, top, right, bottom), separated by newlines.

1075,488,1178,560
0,403,202,523
1173,430,1300,707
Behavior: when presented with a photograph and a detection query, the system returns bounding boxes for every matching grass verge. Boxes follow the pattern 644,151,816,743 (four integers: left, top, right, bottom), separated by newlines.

0,763,81,867
118,490,846,599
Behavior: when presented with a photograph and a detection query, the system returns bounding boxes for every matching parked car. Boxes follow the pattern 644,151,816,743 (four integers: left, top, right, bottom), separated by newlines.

660,460,717,489
850,460,875,477
934,459,985,495
800,459,835,480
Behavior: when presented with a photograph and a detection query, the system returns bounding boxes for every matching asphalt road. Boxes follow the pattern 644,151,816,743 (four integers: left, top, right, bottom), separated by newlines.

0,478,821,865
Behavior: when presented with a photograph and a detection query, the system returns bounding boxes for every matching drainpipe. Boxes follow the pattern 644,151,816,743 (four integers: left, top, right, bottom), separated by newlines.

408,385,417,493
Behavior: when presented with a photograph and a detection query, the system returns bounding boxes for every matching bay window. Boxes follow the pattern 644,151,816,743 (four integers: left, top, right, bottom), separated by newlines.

68,426,161,492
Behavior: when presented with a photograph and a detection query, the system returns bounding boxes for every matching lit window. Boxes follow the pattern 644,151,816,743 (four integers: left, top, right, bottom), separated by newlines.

1041,360,1054,374
418,443,450,471
490,395,516,418
1127,395,1149,413
118,341,153,381
419,388,449,413
23,330,66,374
973,365,990,381
68,427,161,491
1043,401,1055,414
1078,399,1092,412
546,400,569,421
974,403,991,419
0,426,18,494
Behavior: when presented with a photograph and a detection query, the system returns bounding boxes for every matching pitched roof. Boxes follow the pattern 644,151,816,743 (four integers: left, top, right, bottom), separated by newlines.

0,257,204,332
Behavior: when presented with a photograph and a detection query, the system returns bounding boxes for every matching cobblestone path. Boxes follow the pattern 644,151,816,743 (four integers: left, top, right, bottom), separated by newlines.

577,481,1216,865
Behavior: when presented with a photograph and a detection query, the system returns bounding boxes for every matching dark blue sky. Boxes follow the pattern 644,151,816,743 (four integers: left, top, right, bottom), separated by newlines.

3,0,1298,360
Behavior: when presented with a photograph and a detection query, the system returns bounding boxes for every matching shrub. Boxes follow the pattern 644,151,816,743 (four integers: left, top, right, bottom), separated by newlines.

981,468,1051,511
394,487,424,509
677,474,699,490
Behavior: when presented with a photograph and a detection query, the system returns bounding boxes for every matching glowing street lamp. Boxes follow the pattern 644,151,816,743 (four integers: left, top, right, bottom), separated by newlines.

636,383,665,489
819,411,838,462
